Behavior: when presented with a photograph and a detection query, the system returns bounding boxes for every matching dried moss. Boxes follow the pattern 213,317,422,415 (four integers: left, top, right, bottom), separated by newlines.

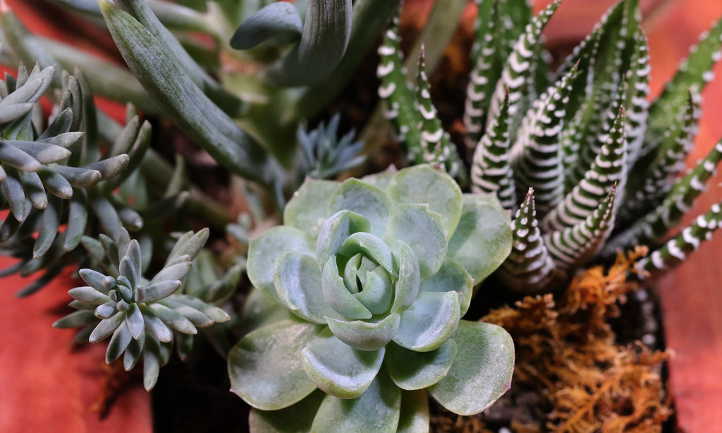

432,248,672,433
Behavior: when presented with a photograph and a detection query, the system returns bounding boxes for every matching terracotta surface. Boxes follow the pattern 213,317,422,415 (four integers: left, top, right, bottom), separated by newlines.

0,263,153,433
646,2,722,432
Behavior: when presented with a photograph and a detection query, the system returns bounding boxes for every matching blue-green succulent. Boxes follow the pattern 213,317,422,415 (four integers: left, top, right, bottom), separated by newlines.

228,165,514,433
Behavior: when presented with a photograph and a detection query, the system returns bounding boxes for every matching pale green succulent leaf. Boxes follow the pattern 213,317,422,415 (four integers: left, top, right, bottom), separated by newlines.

249,391,325,433
387,339,457,391
338,232,394,274
447,194,512,284
309,372,401,433
326,313,399,351
430,321,514,416
420,260,473,316
393,291,460,352
238,287,294,336
387,204,446,278
285,178,340,236
397,390,430,433
315,210,370,265
388,165,463,239
389,240,421,313
301,332,384,399
247,226,312,296
228,320,319,411
273,253,328,324
328,178,391,236
321,256,373,320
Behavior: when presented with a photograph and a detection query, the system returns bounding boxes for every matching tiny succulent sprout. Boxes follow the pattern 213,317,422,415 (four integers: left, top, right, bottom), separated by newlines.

228,165,514,433
54,228,230,390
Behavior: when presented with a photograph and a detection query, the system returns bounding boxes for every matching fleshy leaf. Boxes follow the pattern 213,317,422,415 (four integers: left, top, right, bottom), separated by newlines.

315,210,370,265
321,257,372,320
326,313,400,351
249,391,325,433
430,321,514,416
388,165,463,239
309,372,401,433
447,194,512,284
247,226,312,296
228,320,318,411
397,390,430,433
387,339,457,391
301,332,384,399
328,178,391,236
390,240,421,313
274,253,328,324
420,260,473,316
338,232,394,274
285,178,340,236
230,2,303,50
393,291,460,352
387,204,446,278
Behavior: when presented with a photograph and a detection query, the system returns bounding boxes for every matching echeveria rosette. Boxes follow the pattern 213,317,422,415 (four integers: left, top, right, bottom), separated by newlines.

228,165,514,433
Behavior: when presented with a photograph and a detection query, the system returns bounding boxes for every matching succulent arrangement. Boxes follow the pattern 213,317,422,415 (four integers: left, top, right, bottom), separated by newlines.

378,0,722,293
1,0,722,432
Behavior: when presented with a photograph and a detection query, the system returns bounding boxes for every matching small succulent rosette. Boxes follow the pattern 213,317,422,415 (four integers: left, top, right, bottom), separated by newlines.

228,165,514,433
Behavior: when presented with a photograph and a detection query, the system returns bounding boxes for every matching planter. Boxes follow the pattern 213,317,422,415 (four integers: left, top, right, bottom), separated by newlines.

2,1,722,432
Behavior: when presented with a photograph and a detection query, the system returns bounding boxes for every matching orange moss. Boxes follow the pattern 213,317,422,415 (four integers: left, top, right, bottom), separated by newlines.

432,247,672,433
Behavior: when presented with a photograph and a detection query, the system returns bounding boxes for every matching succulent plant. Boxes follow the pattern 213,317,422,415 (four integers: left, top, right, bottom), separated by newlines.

53,228,230,390
0,64,163,295
378,0,722,292
228,165,514,432
296,114,366,181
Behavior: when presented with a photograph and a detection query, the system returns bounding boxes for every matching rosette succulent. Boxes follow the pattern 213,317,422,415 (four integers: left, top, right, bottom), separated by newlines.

228,165,514,433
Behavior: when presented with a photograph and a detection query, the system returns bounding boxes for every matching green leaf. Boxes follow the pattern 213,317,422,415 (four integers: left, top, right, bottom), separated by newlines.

249,391,325,433
238,287,294,336
329,179,391,236
98,0,279,186
228,320,319,411
388,165,463,239
430,321,514,416
309,372,401,433
389,240,421,313
393,292,460,352
301,332,384,398
321,256,373,320
420,260,473,316
284,178,340,237
397,390,430,433
387,204,447,278
327,313,399,351
247,226,312,296
270,0,353,87
338,232,394,274
274,253,328,324
387,339,457,391
231,2,303,50
447,194,512,284
315,210,370,266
